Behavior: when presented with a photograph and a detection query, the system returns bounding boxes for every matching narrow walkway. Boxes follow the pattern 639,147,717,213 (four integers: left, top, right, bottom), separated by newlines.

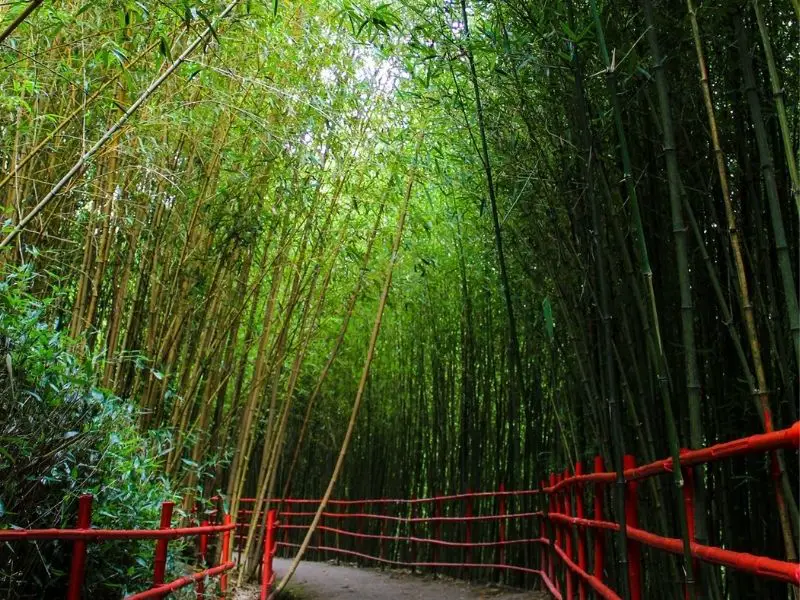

269,558,549,599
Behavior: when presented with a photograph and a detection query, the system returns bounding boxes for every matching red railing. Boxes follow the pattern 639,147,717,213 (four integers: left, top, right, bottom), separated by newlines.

259,421,800,599
4,422,796,598
0,495,235,599
261,509,279,600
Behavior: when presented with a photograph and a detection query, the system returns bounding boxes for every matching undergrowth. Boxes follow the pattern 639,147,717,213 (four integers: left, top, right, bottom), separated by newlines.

0,266,182,598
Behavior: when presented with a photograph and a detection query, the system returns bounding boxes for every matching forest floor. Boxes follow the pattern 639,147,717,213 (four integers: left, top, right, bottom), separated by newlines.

235,558,549,599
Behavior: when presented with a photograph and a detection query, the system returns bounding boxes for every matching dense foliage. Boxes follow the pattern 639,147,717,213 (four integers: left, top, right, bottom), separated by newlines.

0,0,797,598
0,268,180,597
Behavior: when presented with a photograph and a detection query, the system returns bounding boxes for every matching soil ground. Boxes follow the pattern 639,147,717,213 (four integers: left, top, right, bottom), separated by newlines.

236,558,550,599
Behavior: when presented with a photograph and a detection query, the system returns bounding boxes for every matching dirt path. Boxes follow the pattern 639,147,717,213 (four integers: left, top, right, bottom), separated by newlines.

262,558,550,599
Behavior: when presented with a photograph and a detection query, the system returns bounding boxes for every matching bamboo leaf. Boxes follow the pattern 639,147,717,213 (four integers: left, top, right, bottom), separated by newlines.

542,297,554,341
197,10,220,45
159,35,171,61
108,45,128,67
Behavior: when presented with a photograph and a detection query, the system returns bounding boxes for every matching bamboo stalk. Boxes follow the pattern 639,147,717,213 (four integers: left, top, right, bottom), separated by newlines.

0,0,43,45
279,198,386,502
687,0,800,546
640,1,707,595
240,193,345,579
270,136,420,598
751,0,800,215
0,37,163,195
0,0,241,251
737,16,800,373
736,15,800,563
589,0,665,359
459,0,524,489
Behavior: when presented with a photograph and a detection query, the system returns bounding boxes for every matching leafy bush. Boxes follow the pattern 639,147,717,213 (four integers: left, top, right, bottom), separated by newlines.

0,266,183,598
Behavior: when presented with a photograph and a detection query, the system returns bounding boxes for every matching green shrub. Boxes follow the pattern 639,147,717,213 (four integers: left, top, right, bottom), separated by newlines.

0,266,183,598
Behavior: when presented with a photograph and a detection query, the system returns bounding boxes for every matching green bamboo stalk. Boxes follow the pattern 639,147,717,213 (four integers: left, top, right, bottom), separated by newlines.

589,0,664,361
566,14,628,592
564,169,683,592
682,191,755,392
737,16,800,563
271,137,420,599
586,35,693,590
458,0,525,488
598,162,671,461
554,180,681,592
0,0,241,251
0,0,43,45
752,0,800,215
737,16,800,376
686,0,800,543
639,1,709,596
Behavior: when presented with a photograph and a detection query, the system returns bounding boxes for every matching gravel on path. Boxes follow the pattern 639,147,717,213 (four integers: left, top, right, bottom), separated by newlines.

258,558,550,600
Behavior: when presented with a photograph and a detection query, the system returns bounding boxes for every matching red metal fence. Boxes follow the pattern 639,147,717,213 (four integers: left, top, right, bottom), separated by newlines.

2,422,798,598
0,495,235,599
261,421,800,599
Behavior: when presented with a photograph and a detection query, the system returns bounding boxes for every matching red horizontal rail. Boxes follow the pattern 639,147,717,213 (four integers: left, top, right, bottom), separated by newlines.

279,510,541,523
546,422,800,493
279,522,549,548
276,541,556,579
0,522,235,541
247,488,541,506
275,536,563,600
267,421,800,599
552,543,620,600
3,494,236,600
13,424,790,599
274,540,562,598
124,561,235,599
275,521,634,598
549,511,800,585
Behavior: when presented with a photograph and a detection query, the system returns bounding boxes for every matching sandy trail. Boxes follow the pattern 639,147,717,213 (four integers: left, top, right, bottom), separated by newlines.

244,558,551,599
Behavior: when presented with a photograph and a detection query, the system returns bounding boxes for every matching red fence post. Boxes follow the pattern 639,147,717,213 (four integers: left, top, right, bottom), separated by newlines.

410,501,417,573
219,513,232,600
593,456,605,583
319,505,326,562
197,519,209,599
540,480,548,579
67,494,93,600
153,501,175,599
624,455,643,600
465,490,473,569
498,483,506,569
334,504,341,566
557,472,566,595
260,509,277,600
380,507,387,567
681,451,697,600
563,468,575,600
574,461,587,600
282,501,291,558
434,495,442,567
237,510,246,561
548,473,558,591
357,501,366,564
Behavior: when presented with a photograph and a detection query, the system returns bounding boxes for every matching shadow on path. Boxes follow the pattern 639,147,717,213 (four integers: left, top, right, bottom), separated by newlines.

267,557,550,599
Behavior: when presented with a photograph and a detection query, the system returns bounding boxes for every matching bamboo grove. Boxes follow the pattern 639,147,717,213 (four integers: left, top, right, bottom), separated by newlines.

0,0,798,599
